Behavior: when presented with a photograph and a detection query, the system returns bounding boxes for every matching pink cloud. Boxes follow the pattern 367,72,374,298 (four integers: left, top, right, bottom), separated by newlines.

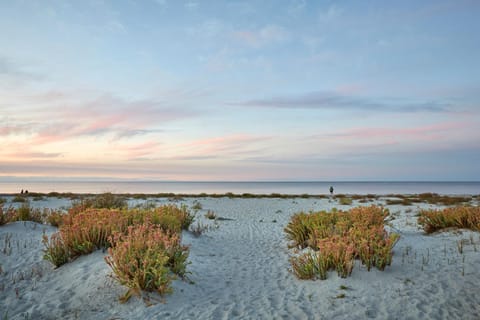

233,25,290,48
172,134,272,160
332,121,471,141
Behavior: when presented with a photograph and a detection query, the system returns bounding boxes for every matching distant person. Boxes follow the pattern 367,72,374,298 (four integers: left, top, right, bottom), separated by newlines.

329,186,334,195
25,190,28,194
21,189,24,194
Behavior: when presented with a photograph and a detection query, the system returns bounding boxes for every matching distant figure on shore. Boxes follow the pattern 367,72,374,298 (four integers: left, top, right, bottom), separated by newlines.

21,189,24,194
25,190,29,194
329,186,334,195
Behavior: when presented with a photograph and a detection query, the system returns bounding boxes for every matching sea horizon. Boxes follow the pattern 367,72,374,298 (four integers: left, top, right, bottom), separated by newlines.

1,180,479,195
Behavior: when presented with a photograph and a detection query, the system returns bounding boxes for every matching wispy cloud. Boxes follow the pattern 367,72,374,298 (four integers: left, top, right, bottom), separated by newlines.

172,134,272,160
0,56,43,82
2,92,199,147
232,91,451,113
233,25,291,48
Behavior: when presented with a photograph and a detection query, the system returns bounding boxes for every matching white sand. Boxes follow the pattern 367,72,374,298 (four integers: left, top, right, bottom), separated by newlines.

1,197,480,319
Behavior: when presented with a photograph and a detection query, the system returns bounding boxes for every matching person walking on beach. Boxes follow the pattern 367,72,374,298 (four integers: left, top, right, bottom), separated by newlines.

329,186,334,195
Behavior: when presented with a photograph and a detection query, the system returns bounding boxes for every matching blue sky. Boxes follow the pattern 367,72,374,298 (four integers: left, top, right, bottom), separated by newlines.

0,0,479,181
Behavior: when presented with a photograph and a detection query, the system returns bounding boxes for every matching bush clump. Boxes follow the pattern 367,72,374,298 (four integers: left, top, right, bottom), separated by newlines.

42,204,194,302
105,222,189,302
418,206,480,233
286,205,399,280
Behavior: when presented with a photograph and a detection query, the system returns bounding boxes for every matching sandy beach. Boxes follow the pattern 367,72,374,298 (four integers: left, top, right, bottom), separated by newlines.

1,195,480,319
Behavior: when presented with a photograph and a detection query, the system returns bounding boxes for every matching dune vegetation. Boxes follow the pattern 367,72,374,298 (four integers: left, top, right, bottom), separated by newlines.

285,205,399,280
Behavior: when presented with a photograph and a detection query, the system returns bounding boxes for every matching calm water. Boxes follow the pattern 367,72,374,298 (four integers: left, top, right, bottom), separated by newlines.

0,181,479,195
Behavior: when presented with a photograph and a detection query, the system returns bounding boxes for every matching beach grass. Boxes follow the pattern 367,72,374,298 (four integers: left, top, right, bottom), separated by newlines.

286,205,399,280
418,206,480,233
42,202,194,302
105,222,189,302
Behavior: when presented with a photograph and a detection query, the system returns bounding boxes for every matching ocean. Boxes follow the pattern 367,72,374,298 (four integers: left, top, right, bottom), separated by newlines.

0,181,479,195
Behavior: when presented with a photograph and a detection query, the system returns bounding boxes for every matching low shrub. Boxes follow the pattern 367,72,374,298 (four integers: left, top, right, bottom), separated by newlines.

286,205,398,280
42,233,70,268
338,197,353,206
192,201,202,210
42,203,193,300
418,206,480,233
12,195,27,203
0,206,16,226
205,210,217,220
20,203,42,222
105,223,189,302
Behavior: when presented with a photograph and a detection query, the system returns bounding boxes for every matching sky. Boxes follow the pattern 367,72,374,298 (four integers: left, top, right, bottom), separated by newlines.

0,0,479,181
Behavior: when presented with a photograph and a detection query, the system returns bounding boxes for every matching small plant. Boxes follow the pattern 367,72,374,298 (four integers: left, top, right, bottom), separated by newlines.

14,203,43,223
105,223,189,302
204,210,217,220
12,195,27,203
338,197,353,206
286,206,398,280
418,206,480,233
42,233,70,268
0,206,16,225
190,222,209,237
192,201,202,211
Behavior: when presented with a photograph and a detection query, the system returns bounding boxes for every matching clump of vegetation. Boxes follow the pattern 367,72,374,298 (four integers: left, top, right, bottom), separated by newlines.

12,195,27,203
105,222,189,302
192,201,202,210
286,205,399,280
205,210,217,220
0,206,16,226
70,192,128,211
338,197,353,205
42,203,194,302
0,203,64,226
418,206,480,234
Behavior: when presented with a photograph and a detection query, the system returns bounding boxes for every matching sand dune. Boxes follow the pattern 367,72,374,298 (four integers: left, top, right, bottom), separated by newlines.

1,197,480,319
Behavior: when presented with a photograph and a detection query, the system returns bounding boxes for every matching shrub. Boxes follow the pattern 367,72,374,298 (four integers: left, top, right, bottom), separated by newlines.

192,201,202,211
70,193,127,211
418,206,480,233
14,203,43,223
205,210,217,220
0,206,16,225
45,210,65,227
42,204,192,269
42,233,70,268
126,205,194,233
338,197,353,206
105,223,189,302
12,195,28,203
287,205,398,280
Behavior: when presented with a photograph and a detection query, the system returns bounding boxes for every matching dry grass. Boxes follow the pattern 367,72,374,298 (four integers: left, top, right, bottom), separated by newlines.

418,206,480,234
286,205,399,280
105,222,189,302
41,203,193,302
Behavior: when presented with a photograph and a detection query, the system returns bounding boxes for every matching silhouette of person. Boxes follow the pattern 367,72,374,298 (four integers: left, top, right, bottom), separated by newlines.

21,189,24,194
25,190,29,194
329,186,334,195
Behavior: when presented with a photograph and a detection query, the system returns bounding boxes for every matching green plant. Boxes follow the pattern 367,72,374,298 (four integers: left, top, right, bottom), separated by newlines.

0,206,16,226
286,205,399,280
192,201,202,211
338,197,353,206
12,195,27,203
205,210,217,220
105,223,188,302
418,206,480,233
42,233,70,268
